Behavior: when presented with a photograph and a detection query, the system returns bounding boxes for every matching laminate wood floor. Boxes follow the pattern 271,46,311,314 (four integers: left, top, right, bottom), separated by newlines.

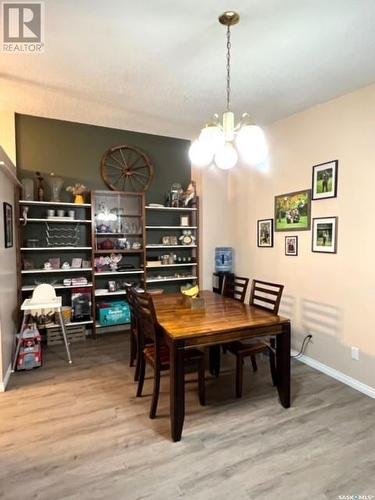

1,333,374,500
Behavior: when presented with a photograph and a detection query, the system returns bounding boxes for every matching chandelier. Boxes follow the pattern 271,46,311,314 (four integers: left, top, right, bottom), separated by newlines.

189,11,267,170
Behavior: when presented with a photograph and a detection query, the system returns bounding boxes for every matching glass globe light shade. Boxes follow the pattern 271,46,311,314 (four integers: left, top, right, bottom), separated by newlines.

189,140,213,167
236,125,268,165
199,125,225,153
214,142,238,170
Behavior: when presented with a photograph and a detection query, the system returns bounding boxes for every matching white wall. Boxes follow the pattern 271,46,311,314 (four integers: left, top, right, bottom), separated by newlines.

193,167,234,289
227,83,375,389
0,141,18,391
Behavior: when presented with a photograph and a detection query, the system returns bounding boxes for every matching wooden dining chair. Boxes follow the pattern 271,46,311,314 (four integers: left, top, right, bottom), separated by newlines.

125,285,137,370
222,275,249,302
133,290,206,419
226,280,284,398
219,275,250,362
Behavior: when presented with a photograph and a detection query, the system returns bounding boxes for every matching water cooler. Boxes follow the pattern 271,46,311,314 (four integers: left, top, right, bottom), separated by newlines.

213,247,234,294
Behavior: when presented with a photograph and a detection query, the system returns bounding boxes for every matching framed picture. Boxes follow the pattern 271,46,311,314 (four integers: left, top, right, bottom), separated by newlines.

180,215,190,227
312,217,338,253
275,189,311,232
49,257,61,270
285,236,298,256
71,258,82,269
312,160,338,200
162,236,170,245
3,202,13,248
257,219,273,247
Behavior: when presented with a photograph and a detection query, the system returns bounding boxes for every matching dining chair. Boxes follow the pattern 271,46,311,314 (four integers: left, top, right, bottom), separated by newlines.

219,275,250,363
133,290,206,419
226,279,284,398
222,275,249,302
125,285,137,369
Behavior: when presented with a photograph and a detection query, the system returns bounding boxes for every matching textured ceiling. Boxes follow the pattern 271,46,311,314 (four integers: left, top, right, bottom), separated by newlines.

1,0,375,138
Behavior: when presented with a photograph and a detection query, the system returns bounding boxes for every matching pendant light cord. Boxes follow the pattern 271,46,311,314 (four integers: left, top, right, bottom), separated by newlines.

226,25,231,111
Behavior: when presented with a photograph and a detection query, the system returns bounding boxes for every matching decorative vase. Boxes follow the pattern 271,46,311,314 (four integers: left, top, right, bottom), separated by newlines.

49,175,63,202
74,194,84,204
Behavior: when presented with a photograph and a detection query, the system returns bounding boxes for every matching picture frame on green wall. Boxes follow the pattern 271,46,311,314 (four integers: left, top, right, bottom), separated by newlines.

3,202,13,248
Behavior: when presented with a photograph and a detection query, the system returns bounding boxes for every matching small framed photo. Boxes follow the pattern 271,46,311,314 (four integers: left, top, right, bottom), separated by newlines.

312,160,338,200
312,217,338,253
49,257,61,270
82,260,91,269
3,202,13,248
180,215,190,227
71,258,83,269
285,236,298,256
257,219,273,247
162,236,170,245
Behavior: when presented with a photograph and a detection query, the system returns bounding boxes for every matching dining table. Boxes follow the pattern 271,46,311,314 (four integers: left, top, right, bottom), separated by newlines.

152,290,291,442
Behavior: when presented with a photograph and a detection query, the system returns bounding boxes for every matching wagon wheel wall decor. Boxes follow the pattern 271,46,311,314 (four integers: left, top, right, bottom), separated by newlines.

101,145,154,192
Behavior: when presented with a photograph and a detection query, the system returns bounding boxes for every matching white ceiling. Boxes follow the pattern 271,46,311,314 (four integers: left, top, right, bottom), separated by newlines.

1,0,375,139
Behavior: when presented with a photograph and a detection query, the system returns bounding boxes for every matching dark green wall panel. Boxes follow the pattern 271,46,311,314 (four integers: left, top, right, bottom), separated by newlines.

16,114,191,204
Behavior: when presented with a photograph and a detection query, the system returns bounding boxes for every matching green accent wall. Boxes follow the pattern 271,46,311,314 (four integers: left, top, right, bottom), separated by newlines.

15,114,191,203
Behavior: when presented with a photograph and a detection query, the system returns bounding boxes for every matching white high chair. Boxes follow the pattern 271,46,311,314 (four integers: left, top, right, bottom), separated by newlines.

12,284,72,372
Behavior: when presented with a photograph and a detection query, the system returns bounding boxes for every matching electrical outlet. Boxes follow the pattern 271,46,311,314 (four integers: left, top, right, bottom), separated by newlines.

351,346,360,361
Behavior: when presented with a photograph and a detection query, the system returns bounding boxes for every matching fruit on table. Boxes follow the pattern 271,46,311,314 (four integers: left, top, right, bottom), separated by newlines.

181,285,199,299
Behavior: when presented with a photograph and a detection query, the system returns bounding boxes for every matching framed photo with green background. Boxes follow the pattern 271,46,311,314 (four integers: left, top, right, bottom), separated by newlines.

312,216,338,253
274,189,311,232
312,160,338,200
257,218,273,247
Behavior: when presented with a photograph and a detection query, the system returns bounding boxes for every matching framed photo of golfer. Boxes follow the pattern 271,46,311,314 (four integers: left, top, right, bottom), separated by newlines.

257,219,273,247
285,236,298,256
312,217,338,253
274,189,311,232
312,160,338,200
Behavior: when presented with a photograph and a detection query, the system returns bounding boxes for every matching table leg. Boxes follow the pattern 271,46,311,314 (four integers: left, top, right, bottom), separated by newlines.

169,341,185,442
276,323,291,408
57,309,72,365
209,345,221,377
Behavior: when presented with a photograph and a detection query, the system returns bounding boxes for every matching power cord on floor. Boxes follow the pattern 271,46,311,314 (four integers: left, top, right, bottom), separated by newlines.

291,334,312,358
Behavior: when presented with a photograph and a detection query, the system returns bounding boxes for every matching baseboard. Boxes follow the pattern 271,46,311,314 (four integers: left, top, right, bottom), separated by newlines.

291,349,375,400
0,363,12,392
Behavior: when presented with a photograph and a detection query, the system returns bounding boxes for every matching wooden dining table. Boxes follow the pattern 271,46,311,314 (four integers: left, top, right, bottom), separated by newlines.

152,290,291,442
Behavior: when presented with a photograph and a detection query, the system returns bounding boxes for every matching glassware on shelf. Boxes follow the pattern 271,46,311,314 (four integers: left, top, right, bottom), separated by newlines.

21,178,34,200
49,174,64,202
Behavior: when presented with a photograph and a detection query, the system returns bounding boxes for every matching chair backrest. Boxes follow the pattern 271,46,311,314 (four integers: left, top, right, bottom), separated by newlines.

249,280,284,314
132,289,160,352
223,275,249,303
125,285,137,333
30,284,57,304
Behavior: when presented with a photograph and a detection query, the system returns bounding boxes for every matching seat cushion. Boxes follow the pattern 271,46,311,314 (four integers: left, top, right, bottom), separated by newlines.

143,345,204,368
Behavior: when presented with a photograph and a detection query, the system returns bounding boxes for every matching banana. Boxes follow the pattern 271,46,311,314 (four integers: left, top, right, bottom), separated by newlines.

181,285,199,299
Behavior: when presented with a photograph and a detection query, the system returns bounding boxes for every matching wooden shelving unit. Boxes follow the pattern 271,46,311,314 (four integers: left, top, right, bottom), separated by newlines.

144,199,200,293
91,190,145,335
17,197,94,334
16,192,201,339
